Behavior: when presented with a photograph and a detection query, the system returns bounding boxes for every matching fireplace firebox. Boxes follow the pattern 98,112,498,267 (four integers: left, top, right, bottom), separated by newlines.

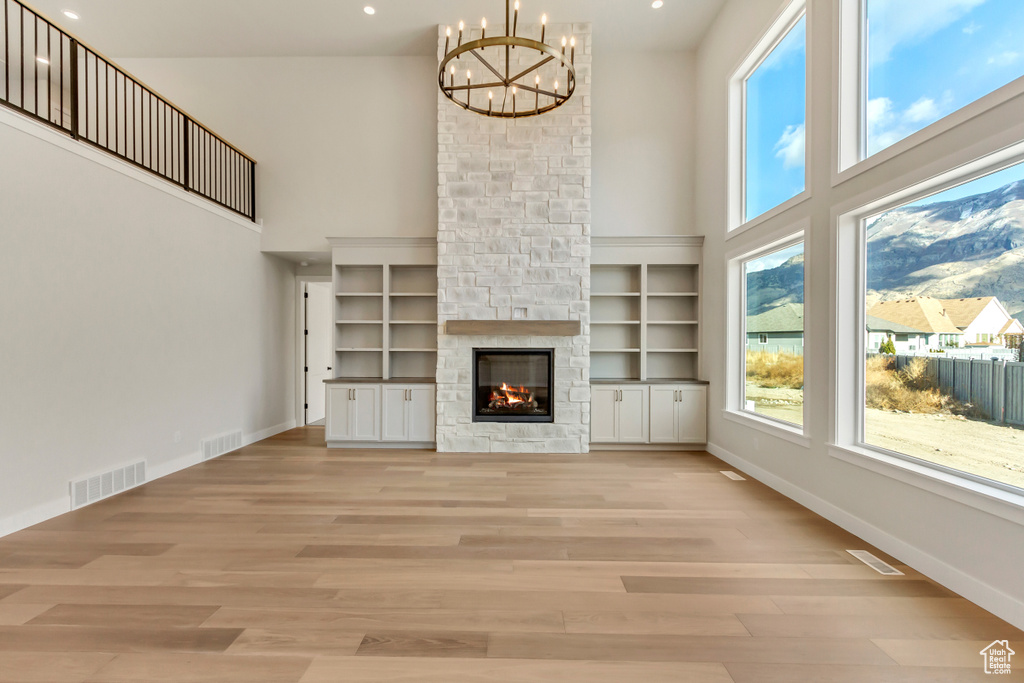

473,349,554,423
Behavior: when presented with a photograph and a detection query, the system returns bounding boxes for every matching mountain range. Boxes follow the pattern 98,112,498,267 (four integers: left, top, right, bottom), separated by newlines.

747,179,1024,322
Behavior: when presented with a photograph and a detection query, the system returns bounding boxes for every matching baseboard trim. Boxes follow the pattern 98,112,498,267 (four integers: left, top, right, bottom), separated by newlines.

705,441,1024,630
0,497,70,539
247,420,297,446
0,421,299,539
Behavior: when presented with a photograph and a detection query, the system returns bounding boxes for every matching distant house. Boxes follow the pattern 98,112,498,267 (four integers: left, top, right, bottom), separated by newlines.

867,297,963,349
865,316,930,353
746,303,804,355
939,297,1024,346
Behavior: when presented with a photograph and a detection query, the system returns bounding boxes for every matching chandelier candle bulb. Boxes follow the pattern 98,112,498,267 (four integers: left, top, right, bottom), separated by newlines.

458,21,464,51
513,1,519,37
445,26,450,54
481,17,486,39
541,14,546,43
570,36,575,64
561,36,567,56
488,90,493,114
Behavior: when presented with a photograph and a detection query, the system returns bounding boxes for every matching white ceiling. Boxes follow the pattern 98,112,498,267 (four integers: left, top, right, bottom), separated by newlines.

27,0,725,58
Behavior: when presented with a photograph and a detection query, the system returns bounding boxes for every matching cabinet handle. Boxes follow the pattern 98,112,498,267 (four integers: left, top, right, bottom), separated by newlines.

349,389,354,400
406,389,411,401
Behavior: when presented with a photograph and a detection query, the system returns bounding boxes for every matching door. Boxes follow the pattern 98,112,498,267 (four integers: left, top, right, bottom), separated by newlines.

408,385,436,442
617,385,649,443
649,385,678,443
305,282,333,425
382,386,410,441
590,386,619,442
350,385,381,441
325,385,353,441
676,386,707,443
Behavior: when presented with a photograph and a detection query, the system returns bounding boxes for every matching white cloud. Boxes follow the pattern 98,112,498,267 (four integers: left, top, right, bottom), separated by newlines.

988,51,1020,67
868,0,985,66
773,124,805,170
963,21,981,35
867,95,953,155
904,97,941,123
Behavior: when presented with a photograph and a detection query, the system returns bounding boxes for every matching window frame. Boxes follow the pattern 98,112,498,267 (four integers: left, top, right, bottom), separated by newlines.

832,141,1024,522
834,0,1024,183
728,0,811,236
725,220,811,447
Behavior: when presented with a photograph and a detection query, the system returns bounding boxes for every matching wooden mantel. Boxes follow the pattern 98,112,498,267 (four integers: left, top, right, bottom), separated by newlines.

445,320,582,336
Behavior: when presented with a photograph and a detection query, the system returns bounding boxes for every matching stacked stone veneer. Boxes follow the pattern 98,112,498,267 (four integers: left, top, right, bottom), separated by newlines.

435,21,592,453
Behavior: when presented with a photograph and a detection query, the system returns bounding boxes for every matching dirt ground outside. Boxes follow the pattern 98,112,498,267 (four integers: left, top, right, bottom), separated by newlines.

746,383,1024,490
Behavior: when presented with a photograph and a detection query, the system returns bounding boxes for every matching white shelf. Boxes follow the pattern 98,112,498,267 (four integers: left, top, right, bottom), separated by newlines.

592,259,700,382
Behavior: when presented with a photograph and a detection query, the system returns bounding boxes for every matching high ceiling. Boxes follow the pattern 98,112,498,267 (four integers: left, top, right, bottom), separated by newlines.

26,0,725,58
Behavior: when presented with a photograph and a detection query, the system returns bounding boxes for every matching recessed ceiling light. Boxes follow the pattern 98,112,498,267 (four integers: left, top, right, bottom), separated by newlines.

364,6,375,15
652,0,664,7
62,9,79,20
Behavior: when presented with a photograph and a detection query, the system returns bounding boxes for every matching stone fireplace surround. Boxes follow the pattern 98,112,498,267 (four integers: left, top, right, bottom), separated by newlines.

435,21,593,453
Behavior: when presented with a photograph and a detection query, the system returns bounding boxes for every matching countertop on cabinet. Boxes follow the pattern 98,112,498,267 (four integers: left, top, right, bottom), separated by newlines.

590,379,710,385
324,377,436,384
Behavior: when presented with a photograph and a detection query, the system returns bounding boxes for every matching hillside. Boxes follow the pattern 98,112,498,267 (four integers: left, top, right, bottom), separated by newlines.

747,180,1024,318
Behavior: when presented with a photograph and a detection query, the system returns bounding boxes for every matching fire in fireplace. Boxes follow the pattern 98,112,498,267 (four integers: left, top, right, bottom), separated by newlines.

473,348,554,423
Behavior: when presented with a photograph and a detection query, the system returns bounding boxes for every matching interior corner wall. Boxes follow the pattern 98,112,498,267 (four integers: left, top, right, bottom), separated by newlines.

0,113,296,534
592,51,696,237
695,0,1024,627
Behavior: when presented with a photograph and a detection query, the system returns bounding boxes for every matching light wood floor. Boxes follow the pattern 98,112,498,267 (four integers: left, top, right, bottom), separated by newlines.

0,427,1020,682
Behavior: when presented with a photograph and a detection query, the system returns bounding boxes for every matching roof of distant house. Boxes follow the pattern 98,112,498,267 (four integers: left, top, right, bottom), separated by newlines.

938,297,997,329
865,315,927,335
1000,318,1024,335
867,297,963,335
747,303,804,334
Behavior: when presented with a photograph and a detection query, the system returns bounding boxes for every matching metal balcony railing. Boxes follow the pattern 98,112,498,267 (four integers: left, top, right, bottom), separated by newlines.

1,0,256,221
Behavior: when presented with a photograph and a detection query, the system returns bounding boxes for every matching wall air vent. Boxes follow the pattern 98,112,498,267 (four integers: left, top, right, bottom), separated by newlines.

847,549,904,576
70,461,146,510
201,430,243,461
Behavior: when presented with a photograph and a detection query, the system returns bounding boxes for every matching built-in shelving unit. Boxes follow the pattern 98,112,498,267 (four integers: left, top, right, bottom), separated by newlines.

591,238,703,382
330,239,437,381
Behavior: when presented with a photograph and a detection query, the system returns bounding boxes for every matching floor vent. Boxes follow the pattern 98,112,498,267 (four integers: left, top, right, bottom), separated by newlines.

847,549,904,576
721,470,746,481
202,430,243,461
70,461,146,510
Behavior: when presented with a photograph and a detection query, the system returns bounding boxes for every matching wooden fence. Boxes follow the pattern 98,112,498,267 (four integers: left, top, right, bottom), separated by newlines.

891,354,1024,425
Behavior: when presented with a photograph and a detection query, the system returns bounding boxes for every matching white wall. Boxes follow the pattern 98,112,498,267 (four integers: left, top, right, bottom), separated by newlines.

120,52,699,251
696,0,1024,627
118,57,441,253
592,52,696,236
0,111,296,533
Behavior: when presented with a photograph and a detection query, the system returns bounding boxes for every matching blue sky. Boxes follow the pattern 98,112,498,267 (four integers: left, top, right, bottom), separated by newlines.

745,1,1024,221
745,16,806,221
867,0,1024,154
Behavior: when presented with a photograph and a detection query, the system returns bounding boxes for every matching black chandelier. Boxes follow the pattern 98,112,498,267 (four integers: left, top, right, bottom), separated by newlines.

438,0,577,118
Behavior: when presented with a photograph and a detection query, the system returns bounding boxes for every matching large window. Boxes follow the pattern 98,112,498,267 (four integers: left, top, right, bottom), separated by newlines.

858,159,1024,491
744,14,807,221
742,240,805,428
857,0,1024,159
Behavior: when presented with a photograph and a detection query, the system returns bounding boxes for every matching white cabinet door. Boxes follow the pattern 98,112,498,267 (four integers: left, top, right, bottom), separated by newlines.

383,385,436,442
325,385,353,441
676,385,707,443
350,386,381,441
649,386,678,443
590,387,619,443
381,386,409,441
617,386,649,443
408,385,436,442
